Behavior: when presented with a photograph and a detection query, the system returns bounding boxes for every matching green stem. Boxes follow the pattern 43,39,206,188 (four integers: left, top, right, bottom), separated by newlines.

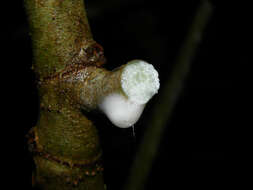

25,0,95,79
25,0,106,189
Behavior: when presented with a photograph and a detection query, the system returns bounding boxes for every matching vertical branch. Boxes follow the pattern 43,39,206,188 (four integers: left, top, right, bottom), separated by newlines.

25,0,96,79
124,1,213,190
25,1,106,189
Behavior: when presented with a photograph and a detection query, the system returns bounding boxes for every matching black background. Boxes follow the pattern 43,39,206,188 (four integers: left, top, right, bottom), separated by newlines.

1,0,249,189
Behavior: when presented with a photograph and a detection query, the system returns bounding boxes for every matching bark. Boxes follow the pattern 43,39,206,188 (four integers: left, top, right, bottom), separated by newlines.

24,0,119,189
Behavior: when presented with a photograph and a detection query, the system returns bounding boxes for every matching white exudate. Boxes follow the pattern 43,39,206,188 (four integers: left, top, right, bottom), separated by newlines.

99,60,160,128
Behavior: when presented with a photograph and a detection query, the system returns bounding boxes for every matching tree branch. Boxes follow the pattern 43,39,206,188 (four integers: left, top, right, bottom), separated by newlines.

25,1,160,189
25,0,99,79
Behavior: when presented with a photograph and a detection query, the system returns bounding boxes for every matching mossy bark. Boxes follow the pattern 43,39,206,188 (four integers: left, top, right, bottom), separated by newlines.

25,0,112,189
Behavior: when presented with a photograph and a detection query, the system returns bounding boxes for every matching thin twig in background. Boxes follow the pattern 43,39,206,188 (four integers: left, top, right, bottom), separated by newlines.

124,1,213,190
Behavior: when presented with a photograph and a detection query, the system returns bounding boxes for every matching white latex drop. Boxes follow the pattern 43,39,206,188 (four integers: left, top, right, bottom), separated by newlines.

99,93,145,128
99,60,160,128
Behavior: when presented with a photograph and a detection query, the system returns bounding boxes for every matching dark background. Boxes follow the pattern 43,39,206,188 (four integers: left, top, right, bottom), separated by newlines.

1,0,249,189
